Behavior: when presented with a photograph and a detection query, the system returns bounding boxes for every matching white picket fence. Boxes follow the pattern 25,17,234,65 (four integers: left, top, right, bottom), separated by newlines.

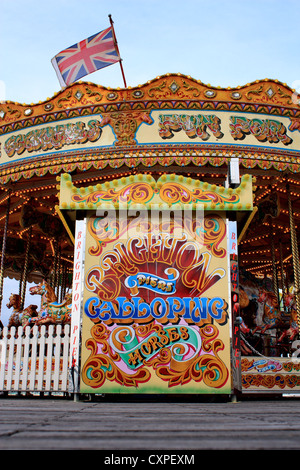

0,324,71,394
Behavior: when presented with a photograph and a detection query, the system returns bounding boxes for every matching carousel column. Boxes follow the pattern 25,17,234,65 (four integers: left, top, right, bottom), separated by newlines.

51,239,58,292
18,270,23,299
69,219,86,400
270,225,280,308
21,226,32,311
227,158,242,401
60,261,67,303
279,240,287,306
56,242,61,301
0,192,11,318
287,184,300,332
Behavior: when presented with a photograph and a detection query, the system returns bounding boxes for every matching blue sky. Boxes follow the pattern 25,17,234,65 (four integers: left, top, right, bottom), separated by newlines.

1,0,300,324
1,0,300,104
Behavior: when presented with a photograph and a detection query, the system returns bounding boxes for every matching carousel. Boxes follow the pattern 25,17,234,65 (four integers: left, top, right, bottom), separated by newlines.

1,73,300,396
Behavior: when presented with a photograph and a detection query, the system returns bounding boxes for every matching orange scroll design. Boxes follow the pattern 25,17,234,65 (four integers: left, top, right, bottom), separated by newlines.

168,213,227,258
159,182,240,206
81,322,229,390
72,181,155,206
86,213,154,257
148,324,228,388
81,323,151,388
241,357,300,390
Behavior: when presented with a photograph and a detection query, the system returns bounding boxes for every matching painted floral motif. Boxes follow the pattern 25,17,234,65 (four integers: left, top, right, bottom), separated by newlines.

82,322,229,389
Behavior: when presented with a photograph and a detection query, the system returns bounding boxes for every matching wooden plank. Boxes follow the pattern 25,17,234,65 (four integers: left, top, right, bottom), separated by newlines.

61,325,70,391
28,326,39,391
37,325,46,391
21,326,31,391
45,325,54,391
6,327,16,390
53,325,62,391
12,327,23,391
0,327,8,390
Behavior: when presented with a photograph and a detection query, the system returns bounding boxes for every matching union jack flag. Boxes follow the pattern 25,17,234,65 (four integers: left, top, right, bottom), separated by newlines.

51,27,120,87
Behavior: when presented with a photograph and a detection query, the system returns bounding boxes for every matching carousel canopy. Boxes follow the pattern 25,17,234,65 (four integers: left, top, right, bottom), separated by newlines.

0,73,299,287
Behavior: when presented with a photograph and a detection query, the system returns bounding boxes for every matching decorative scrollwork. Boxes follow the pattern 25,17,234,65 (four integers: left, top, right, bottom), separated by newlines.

159,182,239,205
81,322,229,390
85,86,102,101
148,80,167,97
245,85,263,100
72,181,154,206
182,79,201,97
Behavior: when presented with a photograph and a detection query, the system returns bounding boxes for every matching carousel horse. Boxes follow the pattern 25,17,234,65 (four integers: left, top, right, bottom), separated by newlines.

7,293,22,328
7,293,38,328
277,292,299,343
248,291,282,333
239,287,264,355
27,280,71,326
21,304,39,327
238,288,253,354
254,290,282,334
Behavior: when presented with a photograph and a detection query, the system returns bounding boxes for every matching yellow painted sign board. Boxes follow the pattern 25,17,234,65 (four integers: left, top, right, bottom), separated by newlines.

1,110,299,166
58,173,253,394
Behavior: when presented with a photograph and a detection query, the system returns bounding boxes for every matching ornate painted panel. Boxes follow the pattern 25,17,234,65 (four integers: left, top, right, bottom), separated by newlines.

80,209,232,394
58,172,254,394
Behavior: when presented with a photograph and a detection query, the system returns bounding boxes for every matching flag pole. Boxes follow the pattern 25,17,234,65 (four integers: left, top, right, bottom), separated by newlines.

109,14,127,88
